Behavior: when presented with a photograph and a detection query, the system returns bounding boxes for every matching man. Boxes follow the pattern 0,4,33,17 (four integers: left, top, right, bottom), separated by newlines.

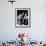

23,13,28,25
17,12,24,25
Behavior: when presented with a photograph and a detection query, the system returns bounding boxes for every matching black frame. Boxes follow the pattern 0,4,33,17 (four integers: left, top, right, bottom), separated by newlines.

15,8,31,28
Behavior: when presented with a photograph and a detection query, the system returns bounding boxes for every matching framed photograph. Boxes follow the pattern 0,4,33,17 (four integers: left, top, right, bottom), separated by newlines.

15,8,31,28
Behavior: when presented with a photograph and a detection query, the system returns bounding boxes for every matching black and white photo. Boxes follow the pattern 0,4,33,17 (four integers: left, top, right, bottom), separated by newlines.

15,8,31,28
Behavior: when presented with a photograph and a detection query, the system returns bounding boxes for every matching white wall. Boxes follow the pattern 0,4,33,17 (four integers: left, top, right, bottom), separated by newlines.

0,0,46,42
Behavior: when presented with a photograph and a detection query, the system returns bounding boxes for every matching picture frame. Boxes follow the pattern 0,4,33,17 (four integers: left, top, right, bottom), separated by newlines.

15,8,31,28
